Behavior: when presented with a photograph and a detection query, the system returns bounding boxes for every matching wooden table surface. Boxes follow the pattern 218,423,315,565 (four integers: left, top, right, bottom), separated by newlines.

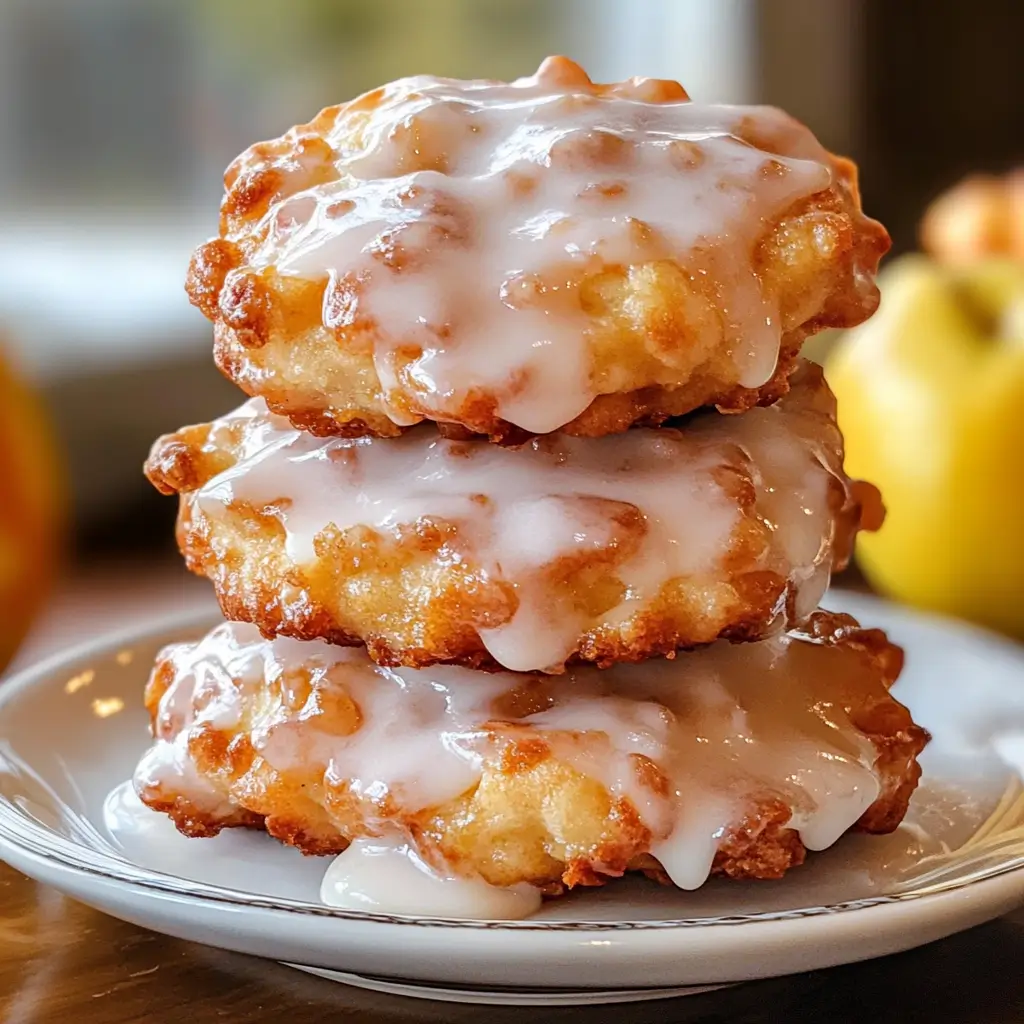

2,860,1023,1023
3,561,1023,1021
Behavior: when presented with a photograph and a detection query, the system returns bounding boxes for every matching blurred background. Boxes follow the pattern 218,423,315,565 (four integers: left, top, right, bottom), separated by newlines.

0,0,1022,666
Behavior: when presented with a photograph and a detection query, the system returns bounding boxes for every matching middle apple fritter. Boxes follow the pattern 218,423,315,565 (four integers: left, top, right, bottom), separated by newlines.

145,361,881,673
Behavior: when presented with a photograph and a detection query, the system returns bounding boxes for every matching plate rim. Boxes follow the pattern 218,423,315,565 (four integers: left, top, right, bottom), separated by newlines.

2,593,1024,935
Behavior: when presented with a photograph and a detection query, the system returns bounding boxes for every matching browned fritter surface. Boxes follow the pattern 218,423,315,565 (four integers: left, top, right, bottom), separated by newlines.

144,361,881,672
134,611,927,892
185,57,889,441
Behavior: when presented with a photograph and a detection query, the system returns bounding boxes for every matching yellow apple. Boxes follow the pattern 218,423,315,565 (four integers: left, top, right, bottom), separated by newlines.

0,350,62,672
826,256,1024,637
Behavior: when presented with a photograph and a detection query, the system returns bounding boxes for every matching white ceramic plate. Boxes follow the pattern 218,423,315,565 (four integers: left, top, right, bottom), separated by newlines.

2,592,1024,1006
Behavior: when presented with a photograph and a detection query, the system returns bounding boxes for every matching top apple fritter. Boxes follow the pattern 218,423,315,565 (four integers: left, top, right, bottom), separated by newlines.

186,56,890,441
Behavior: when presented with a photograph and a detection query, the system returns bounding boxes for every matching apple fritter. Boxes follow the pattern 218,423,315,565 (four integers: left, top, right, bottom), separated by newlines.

135,611,926,893
186,56,889,441
145,362,882,673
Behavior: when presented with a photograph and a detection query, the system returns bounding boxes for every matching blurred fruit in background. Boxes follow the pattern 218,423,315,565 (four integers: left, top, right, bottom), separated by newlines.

0,342,63,672
827,256,1024,638
921,169,1024,265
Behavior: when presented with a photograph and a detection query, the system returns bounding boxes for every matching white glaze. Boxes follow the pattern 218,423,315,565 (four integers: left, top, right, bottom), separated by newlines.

132,623,264,821
192,375,844,672
320,835,542,920
135,622,514,815
137,621,885,901
232,57,839,432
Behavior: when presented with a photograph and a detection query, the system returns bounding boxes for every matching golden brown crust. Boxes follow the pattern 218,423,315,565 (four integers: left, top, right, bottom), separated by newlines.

144,364,880,671
186,58,889,441
135,611,927,891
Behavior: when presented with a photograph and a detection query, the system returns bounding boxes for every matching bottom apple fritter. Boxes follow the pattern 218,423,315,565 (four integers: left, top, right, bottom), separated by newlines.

134,610,927,894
